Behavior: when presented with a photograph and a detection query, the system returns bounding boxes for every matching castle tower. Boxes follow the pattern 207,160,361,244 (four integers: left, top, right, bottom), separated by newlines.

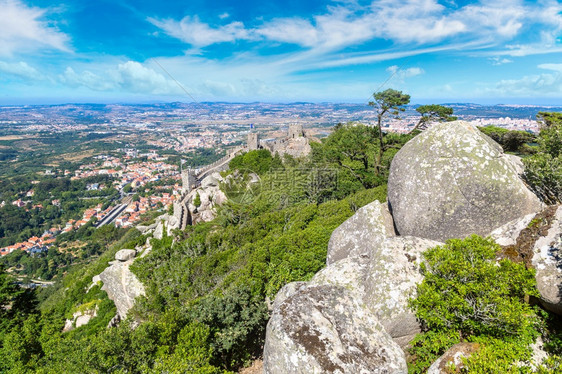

288,124,304,139
247,132,259,150
181,168,197,193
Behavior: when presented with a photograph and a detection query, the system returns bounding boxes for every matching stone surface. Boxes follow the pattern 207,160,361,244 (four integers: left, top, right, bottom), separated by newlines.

364,236,443,348
263,284,407,374
62,305,98,332
388,121,542,242
327,200,395,265
491,205,562,315
99,257,145,319
115,249,136,262
427,343,479,374
310,257,368,299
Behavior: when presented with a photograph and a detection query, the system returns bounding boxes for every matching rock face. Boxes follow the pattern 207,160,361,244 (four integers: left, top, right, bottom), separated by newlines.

115,249,136,262
263,284,407,374
364,236,442,348
491,205,562,315
189,172,228,224
327,200,395,265
388,121,542,242
99,250,145,319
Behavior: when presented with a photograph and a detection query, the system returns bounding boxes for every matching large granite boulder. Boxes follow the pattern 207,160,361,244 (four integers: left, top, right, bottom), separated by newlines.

388,121,542,242
491,205,562,315
327,200,395,265
263,284,407,374
364,236,443,348
99,251,145,319
115,249,136,262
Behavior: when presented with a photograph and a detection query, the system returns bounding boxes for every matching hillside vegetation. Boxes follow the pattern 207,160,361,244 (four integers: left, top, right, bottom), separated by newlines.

1,112,562,373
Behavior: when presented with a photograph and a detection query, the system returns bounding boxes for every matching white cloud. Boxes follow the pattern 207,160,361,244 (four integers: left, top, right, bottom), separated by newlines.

493,63,562,96
148,16,253,47
0,0,69,57
489,57,513,65
0,61,43,80
218,12,230,20
116,61,182,94
59,61,183,95
386,65,424,82
539,63,562,72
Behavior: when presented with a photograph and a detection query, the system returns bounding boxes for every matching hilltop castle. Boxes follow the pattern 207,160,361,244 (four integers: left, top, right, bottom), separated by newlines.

247,124,318,158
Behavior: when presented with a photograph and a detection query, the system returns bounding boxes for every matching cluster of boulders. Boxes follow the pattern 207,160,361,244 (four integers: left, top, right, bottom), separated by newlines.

263,121,560,373
188,171,228,224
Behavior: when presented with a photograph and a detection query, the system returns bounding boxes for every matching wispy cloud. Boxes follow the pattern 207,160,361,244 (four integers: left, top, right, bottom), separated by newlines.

148,16,253,48
59,61,183,95
0,0,70,57
492,63,562,96
0,61,43,80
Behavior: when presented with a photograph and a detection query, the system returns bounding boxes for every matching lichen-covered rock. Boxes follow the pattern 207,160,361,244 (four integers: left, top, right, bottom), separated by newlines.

115,249,136,262
263,284,407,374
427,343,480,374
99,257,145,319
491,205,562,315
388,121,542,242
327,200,395,265
364,236,443,348
310,257,368,299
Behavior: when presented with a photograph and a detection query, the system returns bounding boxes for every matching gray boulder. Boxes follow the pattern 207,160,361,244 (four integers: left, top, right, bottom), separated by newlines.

327,200,395,265
364,236,443,348
99,257,145,319
263,284,407,374
115,249,136,262
427,343,480,374
388,121,542,242
491,205,562,314
310,257,368,299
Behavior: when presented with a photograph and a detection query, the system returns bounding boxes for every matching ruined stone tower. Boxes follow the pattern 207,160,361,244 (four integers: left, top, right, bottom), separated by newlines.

288,124,304,139
247,132,259,150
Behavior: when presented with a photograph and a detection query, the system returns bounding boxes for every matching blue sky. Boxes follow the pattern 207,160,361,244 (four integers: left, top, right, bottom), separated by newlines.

1,0,562,104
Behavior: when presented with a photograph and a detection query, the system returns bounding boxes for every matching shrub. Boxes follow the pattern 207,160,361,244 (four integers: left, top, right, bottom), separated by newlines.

408,235,541,373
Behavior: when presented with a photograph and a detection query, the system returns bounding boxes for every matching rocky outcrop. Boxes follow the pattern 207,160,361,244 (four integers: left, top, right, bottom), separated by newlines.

327,200,395,265
364,236,442,348
99,249,145,319
62,305,98,332
263,284,407,374
427,343,480,374
491,205,562,315
388,121,542,242
189,172,228,224
264,198,444,370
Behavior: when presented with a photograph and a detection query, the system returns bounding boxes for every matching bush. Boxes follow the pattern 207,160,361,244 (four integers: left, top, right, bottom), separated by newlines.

408,235,541,373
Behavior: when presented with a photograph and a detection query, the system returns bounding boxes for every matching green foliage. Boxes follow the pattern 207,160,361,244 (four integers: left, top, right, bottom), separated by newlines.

523,113,562,203
408,235,541,373
413,104,457,132
478,125,536,154
408,330,461,374
194,192,202,208
537,111,562,128
228,149,273,176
